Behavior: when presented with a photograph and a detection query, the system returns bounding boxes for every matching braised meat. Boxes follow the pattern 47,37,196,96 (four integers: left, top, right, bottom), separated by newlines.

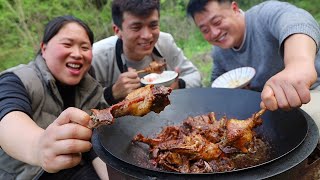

137,61,167,74
133,109,269,173
89,85,172,128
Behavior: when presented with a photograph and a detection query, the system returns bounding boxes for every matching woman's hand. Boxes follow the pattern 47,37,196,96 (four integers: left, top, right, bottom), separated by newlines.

36,107,93,173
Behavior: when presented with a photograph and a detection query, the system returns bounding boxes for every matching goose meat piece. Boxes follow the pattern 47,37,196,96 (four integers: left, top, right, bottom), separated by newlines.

89,85,172,128
133,109,269,173
137,61,167,74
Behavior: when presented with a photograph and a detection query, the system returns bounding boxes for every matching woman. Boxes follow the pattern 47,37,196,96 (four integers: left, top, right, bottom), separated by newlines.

0,15,109,179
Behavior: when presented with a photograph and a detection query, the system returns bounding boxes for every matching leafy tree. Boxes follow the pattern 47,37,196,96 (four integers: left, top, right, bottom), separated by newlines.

0,0,113,70
1,0,319,86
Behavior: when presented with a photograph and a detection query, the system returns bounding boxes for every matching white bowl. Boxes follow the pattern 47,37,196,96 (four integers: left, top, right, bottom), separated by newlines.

211,67,256,89
141,71,178,87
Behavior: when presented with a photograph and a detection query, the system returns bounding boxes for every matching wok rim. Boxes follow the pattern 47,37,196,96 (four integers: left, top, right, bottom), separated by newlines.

93,110,318,179
95,88,312,177
97,128,308,175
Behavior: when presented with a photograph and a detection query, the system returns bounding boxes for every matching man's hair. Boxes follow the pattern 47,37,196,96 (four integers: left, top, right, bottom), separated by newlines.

112,0,160,29
38,15,93,55
187,0,232,19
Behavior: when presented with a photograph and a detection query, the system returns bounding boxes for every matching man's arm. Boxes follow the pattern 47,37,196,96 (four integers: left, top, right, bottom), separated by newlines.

261,34,317,110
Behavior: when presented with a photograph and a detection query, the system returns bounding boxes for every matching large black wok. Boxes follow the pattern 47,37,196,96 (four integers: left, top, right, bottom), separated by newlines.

93,88,319,179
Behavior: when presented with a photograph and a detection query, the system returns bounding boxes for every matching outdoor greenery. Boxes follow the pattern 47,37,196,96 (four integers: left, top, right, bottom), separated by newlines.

1,0,320,87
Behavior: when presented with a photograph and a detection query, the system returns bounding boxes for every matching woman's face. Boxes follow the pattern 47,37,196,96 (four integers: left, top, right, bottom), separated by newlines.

41,22,92,85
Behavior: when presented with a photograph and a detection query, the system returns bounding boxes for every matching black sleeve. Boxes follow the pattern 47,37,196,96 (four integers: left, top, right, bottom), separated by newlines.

178,78,186,89
0,72,32,120
82,148,98,162
103,84,120,105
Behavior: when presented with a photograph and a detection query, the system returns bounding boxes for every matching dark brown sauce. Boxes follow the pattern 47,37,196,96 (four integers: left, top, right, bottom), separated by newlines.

133,135,271,173
229,137,271,170
132,111,270,173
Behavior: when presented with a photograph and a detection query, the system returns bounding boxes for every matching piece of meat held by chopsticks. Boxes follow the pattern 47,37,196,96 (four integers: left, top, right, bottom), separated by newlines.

136,61,167,74
89,85,172,128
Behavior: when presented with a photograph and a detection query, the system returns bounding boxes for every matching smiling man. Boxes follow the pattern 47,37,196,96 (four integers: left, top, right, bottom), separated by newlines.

92,0,202,105
187,0,320,128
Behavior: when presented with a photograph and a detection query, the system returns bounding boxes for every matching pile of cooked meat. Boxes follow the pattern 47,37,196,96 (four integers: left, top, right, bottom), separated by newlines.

133,110,270,173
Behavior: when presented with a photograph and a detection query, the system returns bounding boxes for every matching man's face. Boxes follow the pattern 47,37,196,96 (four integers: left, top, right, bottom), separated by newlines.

115,10,160,61
193,1,245,49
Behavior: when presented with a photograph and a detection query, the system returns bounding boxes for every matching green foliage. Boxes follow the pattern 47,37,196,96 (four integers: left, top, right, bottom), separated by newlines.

289,0,320,21
159,0,213,86
0,0,113,71
238,0,265,10
1,0,320,87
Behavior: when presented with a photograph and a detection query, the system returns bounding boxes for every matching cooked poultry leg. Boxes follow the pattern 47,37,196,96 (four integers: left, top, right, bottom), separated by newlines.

89,85,172,128
136,60,167,74
225,108,266,152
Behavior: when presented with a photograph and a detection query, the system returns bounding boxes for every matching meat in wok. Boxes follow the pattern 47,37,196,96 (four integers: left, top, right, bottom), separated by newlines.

89,84,172,128
132,109,270,173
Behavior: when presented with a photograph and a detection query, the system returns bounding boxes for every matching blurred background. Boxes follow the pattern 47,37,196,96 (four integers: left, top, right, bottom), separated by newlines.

0,0,319,87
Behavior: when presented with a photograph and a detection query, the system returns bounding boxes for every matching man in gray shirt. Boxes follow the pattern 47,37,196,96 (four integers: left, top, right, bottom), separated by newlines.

92,0,202,105
187,0,320,128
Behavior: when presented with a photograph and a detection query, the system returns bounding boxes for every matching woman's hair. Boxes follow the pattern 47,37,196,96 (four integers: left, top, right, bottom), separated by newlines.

112,0,160,29
38,15,94,55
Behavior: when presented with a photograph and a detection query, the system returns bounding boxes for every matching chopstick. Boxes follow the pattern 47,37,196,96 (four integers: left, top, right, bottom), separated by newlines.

136,69,147,74
254,108,267,119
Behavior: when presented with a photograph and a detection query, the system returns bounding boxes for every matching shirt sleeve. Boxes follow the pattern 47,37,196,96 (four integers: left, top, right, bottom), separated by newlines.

257,1,320,55
0,72,32,120
103,84,120,105
157,32,203,88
